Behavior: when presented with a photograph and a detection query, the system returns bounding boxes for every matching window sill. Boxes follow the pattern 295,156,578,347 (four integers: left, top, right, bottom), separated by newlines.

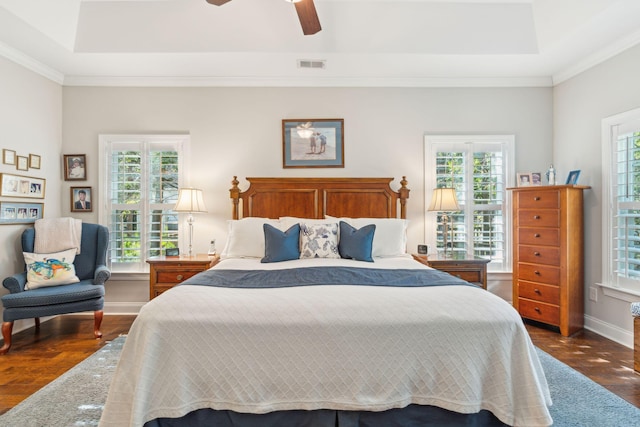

596,282,640,302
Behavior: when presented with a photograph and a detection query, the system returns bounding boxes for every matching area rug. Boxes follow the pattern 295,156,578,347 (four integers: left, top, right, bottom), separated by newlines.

1,338,639,427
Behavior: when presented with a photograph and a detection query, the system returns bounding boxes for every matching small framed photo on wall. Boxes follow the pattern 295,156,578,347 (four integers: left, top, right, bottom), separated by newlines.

70,186,92,212
29,154,41,169
64,154,87,181
16,156,28,171
3,149,16,165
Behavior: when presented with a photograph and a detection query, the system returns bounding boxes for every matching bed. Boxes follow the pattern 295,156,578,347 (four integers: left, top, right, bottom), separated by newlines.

99,177,552,427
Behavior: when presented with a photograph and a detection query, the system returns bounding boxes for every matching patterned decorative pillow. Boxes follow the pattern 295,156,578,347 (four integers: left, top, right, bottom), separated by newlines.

299,223,340,259
23,248,80,290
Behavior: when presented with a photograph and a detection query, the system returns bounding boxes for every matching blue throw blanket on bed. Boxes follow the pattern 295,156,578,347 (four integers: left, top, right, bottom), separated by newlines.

179,266,476,289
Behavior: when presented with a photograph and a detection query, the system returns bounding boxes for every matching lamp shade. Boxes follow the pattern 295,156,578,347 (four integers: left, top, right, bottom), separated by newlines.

174,188,208,213
428,188,460,212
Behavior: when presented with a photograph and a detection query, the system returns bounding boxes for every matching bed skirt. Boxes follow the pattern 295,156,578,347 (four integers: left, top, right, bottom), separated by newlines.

144,405,509,427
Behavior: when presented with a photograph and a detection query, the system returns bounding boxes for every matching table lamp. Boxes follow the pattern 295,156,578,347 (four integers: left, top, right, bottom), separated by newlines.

173,188,208,256
428,187,460,257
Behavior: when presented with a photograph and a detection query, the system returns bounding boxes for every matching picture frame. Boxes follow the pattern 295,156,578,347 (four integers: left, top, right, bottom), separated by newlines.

64,154,87,181
16,156,28,171
0,201,44,225
531,172,542,186
566,170,581,185
29,154,41,169
3,149,16,165
0,173,45,198
70,186,93,212
517,172,533,187
282,119,344,168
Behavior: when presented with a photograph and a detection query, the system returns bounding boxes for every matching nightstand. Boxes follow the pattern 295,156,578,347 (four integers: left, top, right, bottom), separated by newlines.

412,253,489,289
147,254,219,300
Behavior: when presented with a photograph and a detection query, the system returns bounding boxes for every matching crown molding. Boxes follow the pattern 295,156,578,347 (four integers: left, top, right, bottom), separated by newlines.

0,41,64,84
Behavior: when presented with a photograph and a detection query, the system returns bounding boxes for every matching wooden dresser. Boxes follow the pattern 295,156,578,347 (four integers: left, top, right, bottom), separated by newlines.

147,254,218,300
510,185,590,336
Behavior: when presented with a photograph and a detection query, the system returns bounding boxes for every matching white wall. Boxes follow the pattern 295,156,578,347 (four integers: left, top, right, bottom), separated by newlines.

0,56,62,331
62,86,553,307
554,43,640,345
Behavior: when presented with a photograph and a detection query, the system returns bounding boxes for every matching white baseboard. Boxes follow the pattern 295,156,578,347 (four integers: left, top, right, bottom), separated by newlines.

103,301,145,315
584,314,634,349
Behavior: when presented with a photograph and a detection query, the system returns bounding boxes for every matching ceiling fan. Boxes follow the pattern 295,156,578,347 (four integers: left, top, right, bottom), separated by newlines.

205,0,322,36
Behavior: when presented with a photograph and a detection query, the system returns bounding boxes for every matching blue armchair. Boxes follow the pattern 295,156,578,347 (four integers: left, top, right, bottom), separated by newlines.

0,222,110,354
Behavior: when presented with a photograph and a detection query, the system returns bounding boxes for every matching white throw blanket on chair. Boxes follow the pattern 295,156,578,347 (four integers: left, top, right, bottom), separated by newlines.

34,217,82,254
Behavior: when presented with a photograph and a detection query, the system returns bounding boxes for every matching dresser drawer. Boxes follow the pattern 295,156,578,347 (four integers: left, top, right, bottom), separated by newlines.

445,270,482,283
155,270,202,285
517,280,560,305
518,227,560,246
516,190,560,209
518,245,561,266
518,298,560,325
517,262,560,285
518,209,560,228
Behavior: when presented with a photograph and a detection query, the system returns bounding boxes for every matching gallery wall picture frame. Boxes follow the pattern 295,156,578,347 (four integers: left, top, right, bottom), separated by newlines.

0,201,44,225
29,154,41,169
282,119,344,168
0,173,45,199
16,156,28,171
64,154,87,181
70,186,93,212
566,170,581,185
517,172,533,187
3,149,16,165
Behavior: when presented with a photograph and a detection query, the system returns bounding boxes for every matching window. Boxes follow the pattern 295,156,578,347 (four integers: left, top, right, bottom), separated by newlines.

602,108,640,294
425,135,515,272
99,135,188,273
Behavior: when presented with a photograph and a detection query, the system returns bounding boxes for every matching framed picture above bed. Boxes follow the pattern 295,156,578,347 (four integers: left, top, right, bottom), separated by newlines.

282,119,344,168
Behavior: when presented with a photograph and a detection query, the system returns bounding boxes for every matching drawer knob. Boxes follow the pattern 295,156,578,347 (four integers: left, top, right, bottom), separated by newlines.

176,274,184,281
534,233,540,238
533,251,540,256
534,288,541,294
533,196,540,201
533,215,541,220
534,270,541,275
534,307,541,313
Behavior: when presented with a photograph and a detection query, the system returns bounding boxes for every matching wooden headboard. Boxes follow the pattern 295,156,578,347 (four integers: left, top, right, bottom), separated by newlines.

229,177,409,220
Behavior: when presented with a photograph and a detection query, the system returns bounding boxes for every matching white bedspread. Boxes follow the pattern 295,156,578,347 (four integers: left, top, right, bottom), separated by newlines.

100,257,552,427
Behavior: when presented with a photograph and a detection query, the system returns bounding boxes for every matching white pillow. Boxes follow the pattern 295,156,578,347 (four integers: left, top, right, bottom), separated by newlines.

221,217,281,259
328,216,408,257
299,222,340,259
24,248,80,290
279,216,339,230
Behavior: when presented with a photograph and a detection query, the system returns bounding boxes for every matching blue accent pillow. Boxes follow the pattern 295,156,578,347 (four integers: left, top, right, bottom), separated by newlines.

338,221,376,262
261,223,301,263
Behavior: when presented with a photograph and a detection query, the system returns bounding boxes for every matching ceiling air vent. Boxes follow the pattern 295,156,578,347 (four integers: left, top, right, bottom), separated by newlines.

298,59,326,69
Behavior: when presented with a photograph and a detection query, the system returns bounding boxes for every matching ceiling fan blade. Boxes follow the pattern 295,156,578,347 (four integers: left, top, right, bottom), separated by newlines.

294,0,321,35
206,0,232,5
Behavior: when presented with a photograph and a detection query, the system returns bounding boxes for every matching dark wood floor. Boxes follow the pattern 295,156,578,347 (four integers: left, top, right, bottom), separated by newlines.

0,313,638,416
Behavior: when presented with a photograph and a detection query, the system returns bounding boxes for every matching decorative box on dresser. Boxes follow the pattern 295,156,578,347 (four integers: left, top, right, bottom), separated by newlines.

147,254,218,300
509,184,590,337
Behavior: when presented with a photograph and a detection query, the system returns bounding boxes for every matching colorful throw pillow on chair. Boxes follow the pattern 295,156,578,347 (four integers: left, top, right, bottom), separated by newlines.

23,248,80,290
